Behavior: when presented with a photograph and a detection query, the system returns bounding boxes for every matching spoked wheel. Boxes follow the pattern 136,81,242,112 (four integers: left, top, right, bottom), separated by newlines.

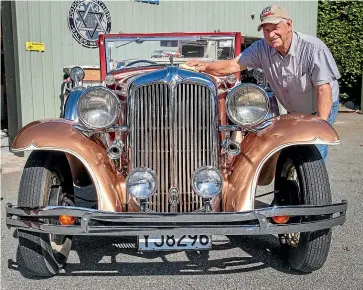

16,151,74,277
274,145,332,273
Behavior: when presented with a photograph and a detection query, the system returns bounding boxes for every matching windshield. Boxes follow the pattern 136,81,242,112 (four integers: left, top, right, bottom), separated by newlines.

105,36,236,73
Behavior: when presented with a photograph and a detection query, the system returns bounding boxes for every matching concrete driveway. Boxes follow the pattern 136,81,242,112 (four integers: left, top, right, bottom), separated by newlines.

1,112,363,290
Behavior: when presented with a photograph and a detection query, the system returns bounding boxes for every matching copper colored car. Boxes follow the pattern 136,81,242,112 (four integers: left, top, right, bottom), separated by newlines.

6,32,347,277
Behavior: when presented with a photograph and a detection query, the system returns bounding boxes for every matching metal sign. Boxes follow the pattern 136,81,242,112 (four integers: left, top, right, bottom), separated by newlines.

134,0,160,5
68,0,111,48
25,42,45,52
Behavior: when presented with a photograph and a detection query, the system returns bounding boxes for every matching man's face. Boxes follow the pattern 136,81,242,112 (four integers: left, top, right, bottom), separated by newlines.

262,20,292,49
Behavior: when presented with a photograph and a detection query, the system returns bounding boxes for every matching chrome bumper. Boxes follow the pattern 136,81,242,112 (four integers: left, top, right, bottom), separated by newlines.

5,201,347,236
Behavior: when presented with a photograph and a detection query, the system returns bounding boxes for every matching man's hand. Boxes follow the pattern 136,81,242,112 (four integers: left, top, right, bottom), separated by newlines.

185,59,210,72
185,57,246,76
316,83,333,121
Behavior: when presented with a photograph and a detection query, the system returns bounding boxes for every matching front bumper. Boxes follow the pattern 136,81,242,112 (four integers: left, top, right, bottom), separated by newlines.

5,201,347,236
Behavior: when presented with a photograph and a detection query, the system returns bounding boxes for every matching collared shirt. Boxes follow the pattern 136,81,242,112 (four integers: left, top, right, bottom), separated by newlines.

237,31,341,113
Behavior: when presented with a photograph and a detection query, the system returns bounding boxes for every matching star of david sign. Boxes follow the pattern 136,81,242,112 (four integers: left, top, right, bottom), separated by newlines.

76,2,107,39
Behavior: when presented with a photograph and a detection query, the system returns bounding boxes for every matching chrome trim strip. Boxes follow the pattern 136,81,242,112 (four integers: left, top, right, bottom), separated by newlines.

73,124,129,138
186,84,191,212
182,85,186,212
177,85,182,211
152,84,157,211
165,84,169,212
161,84,165,212
170,78,177,189
219,125,242,132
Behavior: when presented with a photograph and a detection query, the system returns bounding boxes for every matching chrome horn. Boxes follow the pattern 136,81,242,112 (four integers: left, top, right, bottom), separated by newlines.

225,140,241,156
107,140,123,160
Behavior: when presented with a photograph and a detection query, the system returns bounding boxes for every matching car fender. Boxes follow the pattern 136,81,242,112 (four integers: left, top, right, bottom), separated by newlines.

63,88,86,121
222,113,340,212
11,119,129,212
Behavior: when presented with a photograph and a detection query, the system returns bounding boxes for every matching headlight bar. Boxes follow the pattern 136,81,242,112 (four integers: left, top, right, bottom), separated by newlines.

73,123,129,138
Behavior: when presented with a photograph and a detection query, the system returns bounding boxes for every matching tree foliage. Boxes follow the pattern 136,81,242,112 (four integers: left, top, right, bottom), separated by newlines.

317,0,363,102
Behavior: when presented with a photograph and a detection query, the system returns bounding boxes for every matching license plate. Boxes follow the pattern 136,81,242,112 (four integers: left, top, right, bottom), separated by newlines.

138,235,212,251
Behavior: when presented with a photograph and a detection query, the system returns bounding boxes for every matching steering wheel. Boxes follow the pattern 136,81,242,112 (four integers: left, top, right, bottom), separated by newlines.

125,60,158,67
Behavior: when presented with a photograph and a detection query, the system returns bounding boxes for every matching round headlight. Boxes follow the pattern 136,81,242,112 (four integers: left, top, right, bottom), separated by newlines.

77,86,121,129
226,84,269,127
126,168,158,200
70,66,85,82
192,166,223,199
226,74,237,85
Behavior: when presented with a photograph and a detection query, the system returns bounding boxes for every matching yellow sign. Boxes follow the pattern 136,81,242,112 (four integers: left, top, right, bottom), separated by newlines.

25,42,45,52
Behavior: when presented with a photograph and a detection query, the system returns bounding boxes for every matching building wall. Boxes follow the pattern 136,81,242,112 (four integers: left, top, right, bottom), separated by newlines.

8,0,318,130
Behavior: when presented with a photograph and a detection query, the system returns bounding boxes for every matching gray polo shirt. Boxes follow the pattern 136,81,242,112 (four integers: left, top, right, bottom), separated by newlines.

238,31,341,113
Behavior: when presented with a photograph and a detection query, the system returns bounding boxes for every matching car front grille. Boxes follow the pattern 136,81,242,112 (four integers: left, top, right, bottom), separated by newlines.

129,82,218,212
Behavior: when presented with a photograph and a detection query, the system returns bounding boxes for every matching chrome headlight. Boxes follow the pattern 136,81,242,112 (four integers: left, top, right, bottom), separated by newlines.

192,166,223,199
126,168,158,200
77,86,121,129
70,66,85,82
226,74,237,84
226,84,269,127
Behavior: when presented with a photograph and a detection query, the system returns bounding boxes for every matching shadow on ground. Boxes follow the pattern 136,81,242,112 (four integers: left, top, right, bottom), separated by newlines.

8,233,306,278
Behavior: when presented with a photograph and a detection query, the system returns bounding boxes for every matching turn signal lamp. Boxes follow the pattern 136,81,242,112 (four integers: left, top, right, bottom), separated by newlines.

59,215,76,226
272,215,290,224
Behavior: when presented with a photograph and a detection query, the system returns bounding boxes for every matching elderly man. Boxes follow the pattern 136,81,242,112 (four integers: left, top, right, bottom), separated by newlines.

186,4,341,161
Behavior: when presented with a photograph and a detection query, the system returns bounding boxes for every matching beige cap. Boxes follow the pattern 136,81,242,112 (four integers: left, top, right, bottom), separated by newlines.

257,4,290,31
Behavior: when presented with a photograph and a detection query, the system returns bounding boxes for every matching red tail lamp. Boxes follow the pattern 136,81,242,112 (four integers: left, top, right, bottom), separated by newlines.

272,215,290,224
59,215,76,226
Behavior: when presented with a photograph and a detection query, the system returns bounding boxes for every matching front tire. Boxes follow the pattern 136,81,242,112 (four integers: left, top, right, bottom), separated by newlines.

274,145,332,273
16,151,74,277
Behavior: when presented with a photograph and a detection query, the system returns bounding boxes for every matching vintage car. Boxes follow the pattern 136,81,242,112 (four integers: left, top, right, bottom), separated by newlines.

6,32,347,277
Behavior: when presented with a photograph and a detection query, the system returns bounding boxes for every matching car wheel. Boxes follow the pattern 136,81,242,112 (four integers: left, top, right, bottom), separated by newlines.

16,151,74,277
274,145,332,273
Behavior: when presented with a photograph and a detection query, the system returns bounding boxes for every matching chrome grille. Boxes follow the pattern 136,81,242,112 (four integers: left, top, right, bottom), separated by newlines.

130,82,217,212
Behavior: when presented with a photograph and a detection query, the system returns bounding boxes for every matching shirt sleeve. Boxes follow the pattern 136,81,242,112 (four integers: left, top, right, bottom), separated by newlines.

237,41,263,69
310,46,341,86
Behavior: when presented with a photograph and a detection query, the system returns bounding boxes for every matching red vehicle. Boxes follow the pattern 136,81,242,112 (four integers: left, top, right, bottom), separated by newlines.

6,32,347,277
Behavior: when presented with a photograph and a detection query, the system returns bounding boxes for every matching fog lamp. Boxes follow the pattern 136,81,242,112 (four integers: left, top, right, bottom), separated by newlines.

126,168,158,199
192,166,223,199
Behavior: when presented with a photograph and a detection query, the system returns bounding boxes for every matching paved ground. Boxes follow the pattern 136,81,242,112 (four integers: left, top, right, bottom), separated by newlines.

1,131,26,174
1,112,363,290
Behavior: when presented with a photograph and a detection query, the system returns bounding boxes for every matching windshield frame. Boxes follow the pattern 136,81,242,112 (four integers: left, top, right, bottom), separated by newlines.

98,32,242,80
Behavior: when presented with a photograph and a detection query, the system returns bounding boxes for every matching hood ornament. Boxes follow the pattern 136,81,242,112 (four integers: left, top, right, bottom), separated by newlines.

169,54,174,66
169,187,179,212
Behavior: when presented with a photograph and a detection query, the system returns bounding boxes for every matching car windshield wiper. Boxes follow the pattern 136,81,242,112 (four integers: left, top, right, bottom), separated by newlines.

116,38,144,48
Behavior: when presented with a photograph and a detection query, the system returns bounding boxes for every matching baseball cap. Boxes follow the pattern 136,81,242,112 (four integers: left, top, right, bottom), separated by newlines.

257,4,290,31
